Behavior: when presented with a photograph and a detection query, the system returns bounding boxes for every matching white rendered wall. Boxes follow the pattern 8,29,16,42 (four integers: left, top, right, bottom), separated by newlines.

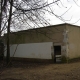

5,42,53,59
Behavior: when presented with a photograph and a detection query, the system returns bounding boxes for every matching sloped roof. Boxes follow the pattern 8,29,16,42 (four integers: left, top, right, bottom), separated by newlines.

12,23,80,33
5,23,80,35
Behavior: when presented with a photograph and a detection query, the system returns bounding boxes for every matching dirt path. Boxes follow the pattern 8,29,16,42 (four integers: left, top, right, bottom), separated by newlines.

0,61,80,80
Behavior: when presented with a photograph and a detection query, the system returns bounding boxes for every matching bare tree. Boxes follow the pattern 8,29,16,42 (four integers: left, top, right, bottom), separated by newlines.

0,0,62,64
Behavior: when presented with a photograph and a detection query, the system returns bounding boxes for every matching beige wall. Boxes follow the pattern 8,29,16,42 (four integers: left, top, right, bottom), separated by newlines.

6,24,66,44
4,24,67,59
67,25,80,59
4,24,80,59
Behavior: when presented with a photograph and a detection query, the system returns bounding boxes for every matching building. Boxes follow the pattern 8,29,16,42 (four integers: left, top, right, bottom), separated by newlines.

4,23,80,62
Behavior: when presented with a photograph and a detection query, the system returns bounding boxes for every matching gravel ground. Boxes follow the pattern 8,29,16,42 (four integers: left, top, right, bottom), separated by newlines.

0,60,80,80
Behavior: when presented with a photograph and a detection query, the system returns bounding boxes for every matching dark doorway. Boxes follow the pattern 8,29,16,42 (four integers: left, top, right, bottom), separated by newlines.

54,46,61,55
54,45,61,63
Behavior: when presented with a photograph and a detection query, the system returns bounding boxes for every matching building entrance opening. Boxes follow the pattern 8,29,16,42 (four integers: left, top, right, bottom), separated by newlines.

54,45,61,63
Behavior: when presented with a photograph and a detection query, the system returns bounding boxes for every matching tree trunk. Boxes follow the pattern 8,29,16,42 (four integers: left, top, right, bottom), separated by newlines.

6,0,13,64
0,0,2,36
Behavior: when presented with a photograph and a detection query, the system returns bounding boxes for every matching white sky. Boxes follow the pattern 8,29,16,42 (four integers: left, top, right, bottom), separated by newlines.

2,0,80,34
46,0,80,26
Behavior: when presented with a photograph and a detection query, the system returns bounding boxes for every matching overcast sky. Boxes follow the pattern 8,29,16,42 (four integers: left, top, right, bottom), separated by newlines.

45,0,80,26
2,0,80,33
